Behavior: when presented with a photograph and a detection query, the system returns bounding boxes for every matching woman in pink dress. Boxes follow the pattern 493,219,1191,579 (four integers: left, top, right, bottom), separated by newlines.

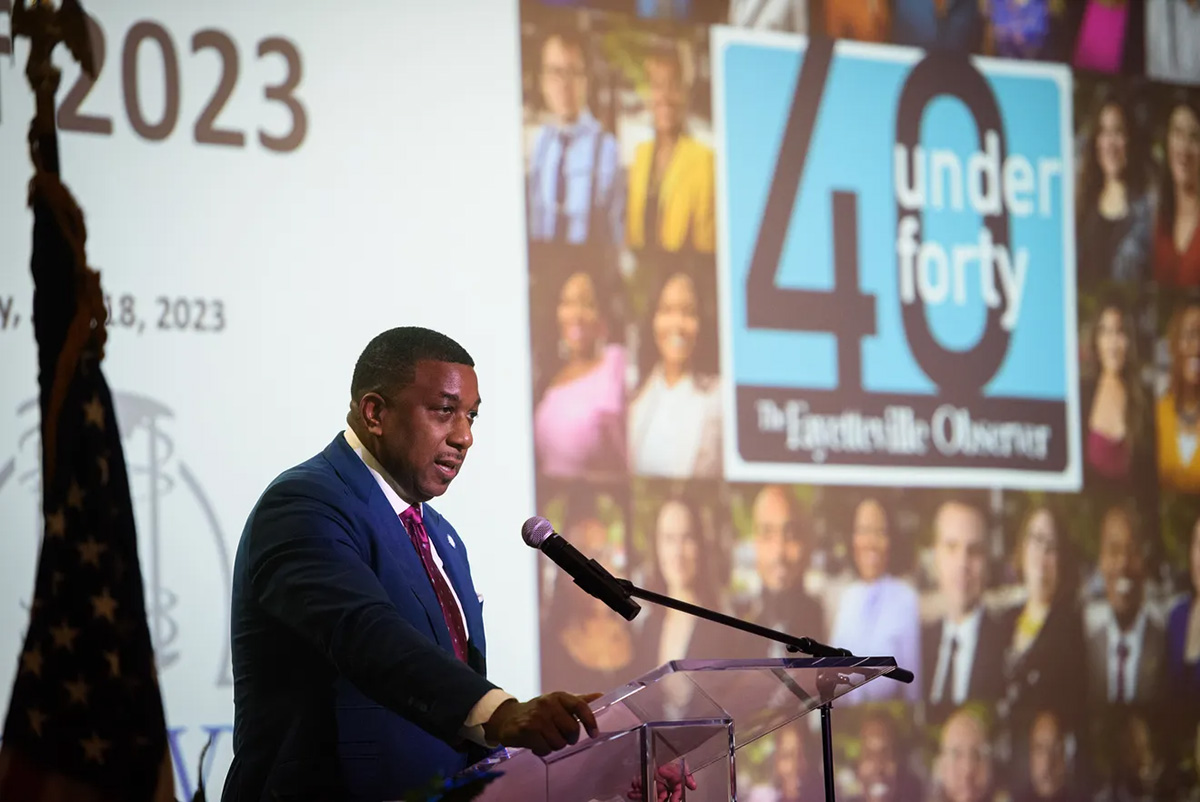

1072,0,1135,75
1080,296,1150,485
533,268,627,479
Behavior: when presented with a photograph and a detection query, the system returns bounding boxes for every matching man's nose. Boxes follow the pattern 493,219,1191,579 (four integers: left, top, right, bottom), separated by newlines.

448,417,473,450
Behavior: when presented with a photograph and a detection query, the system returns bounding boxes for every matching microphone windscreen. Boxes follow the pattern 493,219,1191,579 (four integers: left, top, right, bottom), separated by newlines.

522,516,555,548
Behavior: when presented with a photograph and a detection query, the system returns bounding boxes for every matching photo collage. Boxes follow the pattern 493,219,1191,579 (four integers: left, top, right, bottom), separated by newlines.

519,1,1200,800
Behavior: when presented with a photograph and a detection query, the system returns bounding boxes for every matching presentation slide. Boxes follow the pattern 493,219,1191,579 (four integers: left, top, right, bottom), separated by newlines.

2,0,1200,799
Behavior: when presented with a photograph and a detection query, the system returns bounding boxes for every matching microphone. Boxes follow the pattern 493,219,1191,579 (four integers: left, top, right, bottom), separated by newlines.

522,516,641,621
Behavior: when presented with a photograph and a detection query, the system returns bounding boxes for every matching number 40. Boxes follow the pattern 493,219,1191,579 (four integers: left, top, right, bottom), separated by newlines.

744,39,1014,400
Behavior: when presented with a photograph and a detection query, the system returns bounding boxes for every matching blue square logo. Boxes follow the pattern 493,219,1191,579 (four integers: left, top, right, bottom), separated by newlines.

713,30,1079,490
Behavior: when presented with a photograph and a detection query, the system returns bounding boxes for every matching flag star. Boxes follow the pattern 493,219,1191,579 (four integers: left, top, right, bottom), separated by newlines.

45,508,66,538
67,481,85,510
83,395,106,429
104,650,121,678
51,571,65,596
21,646,44,677
78,537,108,567
27,709,47,737
81,733,110,764
65,677,90,705
96,454,110,486
91,588,118,623
50,621,80,652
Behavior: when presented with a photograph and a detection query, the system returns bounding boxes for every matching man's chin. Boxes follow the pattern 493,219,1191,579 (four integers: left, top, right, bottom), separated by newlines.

419,481,450,499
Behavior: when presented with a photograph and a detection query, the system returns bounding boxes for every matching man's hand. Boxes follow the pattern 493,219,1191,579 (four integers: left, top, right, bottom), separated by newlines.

483,691,602,756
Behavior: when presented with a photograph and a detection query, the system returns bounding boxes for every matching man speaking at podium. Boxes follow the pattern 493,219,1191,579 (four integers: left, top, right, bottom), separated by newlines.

222,327,599,802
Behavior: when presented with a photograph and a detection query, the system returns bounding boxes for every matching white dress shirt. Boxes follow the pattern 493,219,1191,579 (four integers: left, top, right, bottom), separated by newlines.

930,606,983,705
628,368,721,478
1147,0,1200,85
829,575,922,703
1105,605,1148,703
343,428,513,745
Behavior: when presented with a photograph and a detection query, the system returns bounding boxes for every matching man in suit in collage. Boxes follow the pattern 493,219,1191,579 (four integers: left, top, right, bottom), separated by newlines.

922,499,1007,725
1085,503,1166,708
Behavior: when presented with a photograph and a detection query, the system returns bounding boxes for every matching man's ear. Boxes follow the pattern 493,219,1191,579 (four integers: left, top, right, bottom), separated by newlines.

358,392,387,436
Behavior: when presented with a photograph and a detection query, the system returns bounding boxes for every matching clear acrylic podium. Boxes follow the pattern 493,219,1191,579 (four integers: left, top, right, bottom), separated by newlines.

460,655,899,802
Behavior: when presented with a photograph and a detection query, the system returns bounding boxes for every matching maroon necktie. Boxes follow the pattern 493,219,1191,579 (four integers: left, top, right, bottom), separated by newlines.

400,505,468,661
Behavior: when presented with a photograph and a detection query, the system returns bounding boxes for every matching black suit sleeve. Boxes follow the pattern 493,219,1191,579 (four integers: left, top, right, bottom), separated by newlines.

247,483,499,745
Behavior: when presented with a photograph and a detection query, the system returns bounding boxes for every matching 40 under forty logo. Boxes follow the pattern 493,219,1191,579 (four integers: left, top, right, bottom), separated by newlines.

714,32,1079,490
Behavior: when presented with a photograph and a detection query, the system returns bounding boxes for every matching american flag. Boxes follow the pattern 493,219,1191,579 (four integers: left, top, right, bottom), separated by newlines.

0,113,174,802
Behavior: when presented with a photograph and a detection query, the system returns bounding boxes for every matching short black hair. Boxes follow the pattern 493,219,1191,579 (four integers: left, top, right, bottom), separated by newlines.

350,326,473,400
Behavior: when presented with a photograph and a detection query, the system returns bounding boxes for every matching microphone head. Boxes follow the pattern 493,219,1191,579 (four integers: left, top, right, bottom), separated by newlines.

522,516,555,548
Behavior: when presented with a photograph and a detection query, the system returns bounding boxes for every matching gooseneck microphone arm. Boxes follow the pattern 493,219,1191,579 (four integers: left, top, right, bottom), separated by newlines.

613,579,915,685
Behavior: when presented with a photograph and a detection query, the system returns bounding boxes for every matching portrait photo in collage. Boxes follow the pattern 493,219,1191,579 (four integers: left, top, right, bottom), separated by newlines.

519,1,1200,800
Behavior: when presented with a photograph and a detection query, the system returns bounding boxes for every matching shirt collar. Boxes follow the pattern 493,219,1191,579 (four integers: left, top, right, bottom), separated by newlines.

1105,603,1148,646
550,108,599,139
941,605,984,646
343,427,420,517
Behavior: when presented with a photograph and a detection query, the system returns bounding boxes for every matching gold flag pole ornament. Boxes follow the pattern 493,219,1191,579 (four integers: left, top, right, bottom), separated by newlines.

15,0,95,147
0,2,176,801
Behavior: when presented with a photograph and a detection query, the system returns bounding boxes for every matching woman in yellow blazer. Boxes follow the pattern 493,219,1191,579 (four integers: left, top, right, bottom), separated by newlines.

627,46,716,256
1158,300,1200,492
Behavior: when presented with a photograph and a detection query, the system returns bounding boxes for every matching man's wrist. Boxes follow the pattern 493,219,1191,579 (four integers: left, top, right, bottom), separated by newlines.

480,697,518,745
462,688,517,748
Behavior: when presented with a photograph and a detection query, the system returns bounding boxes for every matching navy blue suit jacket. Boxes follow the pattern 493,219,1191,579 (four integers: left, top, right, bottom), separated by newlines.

222,434,499,802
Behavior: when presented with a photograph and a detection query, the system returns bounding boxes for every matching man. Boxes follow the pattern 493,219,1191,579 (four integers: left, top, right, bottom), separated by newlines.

626,44,715,255
526,28,623,247
740,485,824,657
1015,710,1072,802
921,500,1006,725
223,327,599,802
846,711,920,802
1085,504,1165,707
934,707,996,802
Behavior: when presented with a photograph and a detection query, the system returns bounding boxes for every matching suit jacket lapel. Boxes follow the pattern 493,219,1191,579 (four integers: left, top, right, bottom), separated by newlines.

1138,620,1163,703
972,612,998,695
321,434,454,653
1087,627,1107,701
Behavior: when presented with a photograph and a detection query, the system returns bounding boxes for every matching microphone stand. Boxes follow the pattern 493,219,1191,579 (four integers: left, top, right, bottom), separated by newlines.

613,578,914,802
